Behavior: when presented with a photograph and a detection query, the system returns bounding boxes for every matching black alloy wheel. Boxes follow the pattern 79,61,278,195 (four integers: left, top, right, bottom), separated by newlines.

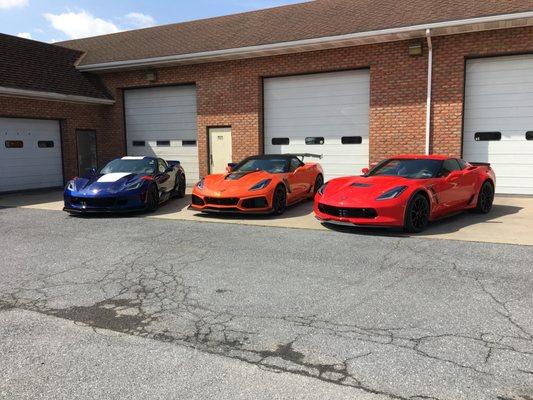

146,185,160,212
404,193,430,233
313,174,324,196
475,181,494,214
272,185,287,216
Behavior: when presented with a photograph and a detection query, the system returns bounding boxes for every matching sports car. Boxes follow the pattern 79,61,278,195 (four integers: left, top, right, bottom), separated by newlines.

64,156,186,214
190,154,324,215
314,155,496,233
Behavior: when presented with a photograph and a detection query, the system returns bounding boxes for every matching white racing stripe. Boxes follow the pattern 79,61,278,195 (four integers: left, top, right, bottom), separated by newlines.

97,173,131,183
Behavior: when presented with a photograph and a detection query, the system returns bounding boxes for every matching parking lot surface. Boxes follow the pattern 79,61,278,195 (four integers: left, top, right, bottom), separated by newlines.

0,207,532,399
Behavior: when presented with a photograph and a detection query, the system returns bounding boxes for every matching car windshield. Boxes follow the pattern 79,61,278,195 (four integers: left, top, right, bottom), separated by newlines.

368,159,442,179
234,158,287,174
100,158,156,175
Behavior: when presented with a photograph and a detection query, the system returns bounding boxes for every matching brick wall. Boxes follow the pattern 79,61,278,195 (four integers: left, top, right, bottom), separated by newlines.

3,26,533,182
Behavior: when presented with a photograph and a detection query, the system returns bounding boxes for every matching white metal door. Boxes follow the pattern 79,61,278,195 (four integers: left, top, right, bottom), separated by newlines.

264,70,370,181
208,127,232,174
0,118,62,192
463,55,533,195
124,85,199,183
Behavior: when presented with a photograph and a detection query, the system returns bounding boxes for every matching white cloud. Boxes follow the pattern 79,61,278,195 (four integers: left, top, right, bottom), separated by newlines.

44,10,120,39
17,32,32,39
124,12,155,28
0,0,28,10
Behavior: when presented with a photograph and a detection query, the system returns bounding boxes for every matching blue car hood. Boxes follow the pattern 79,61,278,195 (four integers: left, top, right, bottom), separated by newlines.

71,173,145,195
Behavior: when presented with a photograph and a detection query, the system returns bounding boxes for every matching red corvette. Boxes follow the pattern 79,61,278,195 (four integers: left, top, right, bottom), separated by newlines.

314,155,496,233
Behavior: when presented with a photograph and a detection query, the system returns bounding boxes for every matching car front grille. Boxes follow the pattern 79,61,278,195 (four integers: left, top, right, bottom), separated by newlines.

204,197,239,206
191,195,205,206
318,203,377,219
241,197,268,209
70,197,127,207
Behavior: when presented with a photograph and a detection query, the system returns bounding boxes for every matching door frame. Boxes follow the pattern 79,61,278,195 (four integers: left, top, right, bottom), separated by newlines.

75,129,98,176
207,125,232,174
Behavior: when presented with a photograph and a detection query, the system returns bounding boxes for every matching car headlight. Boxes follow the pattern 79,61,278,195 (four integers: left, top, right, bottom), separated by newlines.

66,180,76,191
125,181,143,191
249,179,271,191
197,179,205,190
317,183,328,196
376,186,408,201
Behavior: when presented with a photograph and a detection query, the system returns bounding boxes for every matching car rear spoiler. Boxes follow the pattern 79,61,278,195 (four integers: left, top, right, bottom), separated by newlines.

167,160,181,167
469,162,491,167
293,153,323,161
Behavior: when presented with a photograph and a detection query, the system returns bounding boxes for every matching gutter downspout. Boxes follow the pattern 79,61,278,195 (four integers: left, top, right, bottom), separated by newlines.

425,29,433,155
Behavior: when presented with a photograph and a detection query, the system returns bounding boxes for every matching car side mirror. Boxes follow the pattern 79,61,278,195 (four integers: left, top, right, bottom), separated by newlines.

226,163,237,172
87,167,98,176
361,167,369,175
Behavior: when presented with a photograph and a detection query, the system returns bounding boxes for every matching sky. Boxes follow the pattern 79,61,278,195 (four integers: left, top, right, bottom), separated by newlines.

0,0,304,43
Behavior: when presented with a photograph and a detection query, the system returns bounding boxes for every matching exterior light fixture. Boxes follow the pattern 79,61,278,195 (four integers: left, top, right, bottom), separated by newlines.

408,42,423,56
145,70,157,82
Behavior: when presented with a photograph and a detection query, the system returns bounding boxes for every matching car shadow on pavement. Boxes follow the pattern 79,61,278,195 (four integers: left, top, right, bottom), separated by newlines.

321,204,523,238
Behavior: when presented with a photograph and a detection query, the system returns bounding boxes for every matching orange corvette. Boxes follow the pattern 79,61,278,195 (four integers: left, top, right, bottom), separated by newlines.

190,154,324,215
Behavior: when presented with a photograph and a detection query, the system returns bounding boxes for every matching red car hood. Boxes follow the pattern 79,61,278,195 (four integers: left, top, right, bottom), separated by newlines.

321,175,418,205
203,170,275,194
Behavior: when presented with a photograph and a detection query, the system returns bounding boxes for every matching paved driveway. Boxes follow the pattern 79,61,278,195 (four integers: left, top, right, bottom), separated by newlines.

0,207,531,399
1,189,532,245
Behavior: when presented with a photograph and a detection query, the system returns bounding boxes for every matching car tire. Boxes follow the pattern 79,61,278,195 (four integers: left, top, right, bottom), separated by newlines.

146,184,159,212
404,193,430,233
272,185,287,216
312,174,324,197
174,173,186,199
473,181,494,214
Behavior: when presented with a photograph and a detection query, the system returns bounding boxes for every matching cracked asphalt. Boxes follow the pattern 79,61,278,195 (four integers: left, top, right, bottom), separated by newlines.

0,207,532,400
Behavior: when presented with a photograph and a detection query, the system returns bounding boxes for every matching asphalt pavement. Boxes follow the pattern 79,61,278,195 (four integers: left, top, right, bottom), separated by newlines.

0,207,532,400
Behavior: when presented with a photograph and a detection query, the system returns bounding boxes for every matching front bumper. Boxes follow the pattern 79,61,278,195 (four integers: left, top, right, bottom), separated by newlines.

63,192,147,214
190,189,273,214
313,196,406,227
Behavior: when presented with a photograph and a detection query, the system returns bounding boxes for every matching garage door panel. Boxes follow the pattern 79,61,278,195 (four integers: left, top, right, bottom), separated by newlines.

264,70,370,181
0,118,63,192
125,85,199,183
463,55,533,195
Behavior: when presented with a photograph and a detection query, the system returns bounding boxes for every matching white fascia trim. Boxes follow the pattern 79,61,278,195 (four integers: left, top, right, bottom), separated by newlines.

0,86,115,105
77,11,533,72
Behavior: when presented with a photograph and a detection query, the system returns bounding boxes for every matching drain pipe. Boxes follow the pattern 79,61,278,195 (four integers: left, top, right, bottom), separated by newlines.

425,28,433,155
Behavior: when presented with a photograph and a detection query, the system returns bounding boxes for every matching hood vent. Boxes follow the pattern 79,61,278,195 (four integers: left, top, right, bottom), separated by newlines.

351,183,371,187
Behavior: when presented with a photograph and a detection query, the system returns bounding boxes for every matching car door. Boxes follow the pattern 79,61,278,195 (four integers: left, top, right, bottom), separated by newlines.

457,158,478,204
155,158,172,193
286,157,307,201
432,158,465,214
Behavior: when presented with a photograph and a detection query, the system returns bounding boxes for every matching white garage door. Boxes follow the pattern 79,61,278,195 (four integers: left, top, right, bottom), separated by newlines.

464,55,533,195
264,70,370,181
124,85,199,183
0,118,62,193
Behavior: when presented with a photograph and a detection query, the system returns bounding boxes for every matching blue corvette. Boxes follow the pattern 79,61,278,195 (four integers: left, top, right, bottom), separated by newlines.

64,156,186,214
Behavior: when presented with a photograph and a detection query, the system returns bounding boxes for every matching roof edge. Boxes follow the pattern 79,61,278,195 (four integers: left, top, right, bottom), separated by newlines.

0,86,115,105
76,11,533,72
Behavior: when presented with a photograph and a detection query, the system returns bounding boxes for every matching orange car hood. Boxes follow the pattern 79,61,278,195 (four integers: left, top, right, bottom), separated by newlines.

203,170,276,194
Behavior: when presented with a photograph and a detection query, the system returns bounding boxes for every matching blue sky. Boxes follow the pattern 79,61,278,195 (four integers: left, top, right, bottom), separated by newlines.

0,0,304,42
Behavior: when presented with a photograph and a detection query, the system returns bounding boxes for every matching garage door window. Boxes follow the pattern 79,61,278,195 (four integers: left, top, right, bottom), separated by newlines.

182,140,196,146
38,140,54,148
132,141,145,147
5,140,23,148
305,137,324,145
475,132,501,141
526,131,533,141
341,136,363,144
271,138,289,145
156,140,170,147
